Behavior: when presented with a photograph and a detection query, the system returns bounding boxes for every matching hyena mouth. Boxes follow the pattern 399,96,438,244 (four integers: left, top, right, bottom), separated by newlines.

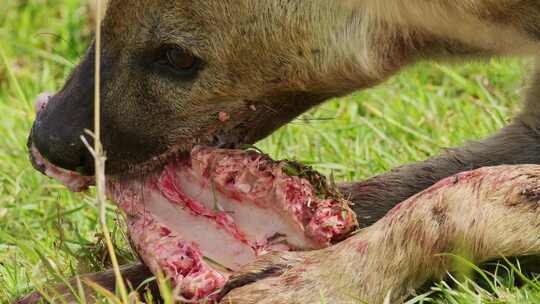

28,97,359,302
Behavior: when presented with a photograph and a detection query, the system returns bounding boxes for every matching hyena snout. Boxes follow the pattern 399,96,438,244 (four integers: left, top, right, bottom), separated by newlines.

29,50,98,175
30,90,94,175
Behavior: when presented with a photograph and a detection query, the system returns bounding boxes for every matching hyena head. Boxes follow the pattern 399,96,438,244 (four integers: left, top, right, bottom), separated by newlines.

30,0,388,175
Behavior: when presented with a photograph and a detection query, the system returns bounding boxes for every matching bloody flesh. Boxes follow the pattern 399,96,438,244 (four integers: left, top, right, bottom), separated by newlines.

31,144,358,301
107,147,358,301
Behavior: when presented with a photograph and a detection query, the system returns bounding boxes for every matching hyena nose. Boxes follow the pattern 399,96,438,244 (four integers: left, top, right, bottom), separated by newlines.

30,92,94,175
34,92,52,114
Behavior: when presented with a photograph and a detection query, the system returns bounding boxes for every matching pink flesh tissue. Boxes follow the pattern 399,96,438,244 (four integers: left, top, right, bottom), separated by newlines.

33,145,358,302
30,146,94,192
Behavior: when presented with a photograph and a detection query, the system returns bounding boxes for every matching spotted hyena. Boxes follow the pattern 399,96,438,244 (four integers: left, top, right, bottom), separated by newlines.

23,1,540,303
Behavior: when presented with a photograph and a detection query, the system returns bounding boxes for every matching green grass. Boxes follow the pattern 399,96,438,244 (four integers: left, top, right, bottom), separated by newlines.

0,1,538,303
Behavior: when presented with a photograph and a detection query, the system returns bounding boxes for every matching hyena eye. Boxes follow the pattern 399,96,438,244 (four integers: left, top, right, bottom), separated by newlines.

155,45,200,77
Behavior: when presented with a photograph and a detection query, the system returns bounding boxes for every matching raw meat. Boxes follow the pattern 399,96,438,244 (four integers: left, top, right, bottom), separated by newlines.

29,92,358,302
107,147,358,301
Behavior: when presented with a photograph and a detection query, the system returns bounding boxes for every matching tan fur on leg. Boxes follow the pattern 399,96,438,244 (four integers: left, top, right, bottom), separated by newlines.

222,165,540,303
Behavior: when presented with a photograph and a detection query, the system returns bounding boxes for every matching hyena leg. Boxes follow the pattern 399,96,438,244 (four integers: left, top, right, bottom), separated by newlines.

338,0,540,227
222,165,540,304
340,68,540,227
341,119,540,226
339,0,540,227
